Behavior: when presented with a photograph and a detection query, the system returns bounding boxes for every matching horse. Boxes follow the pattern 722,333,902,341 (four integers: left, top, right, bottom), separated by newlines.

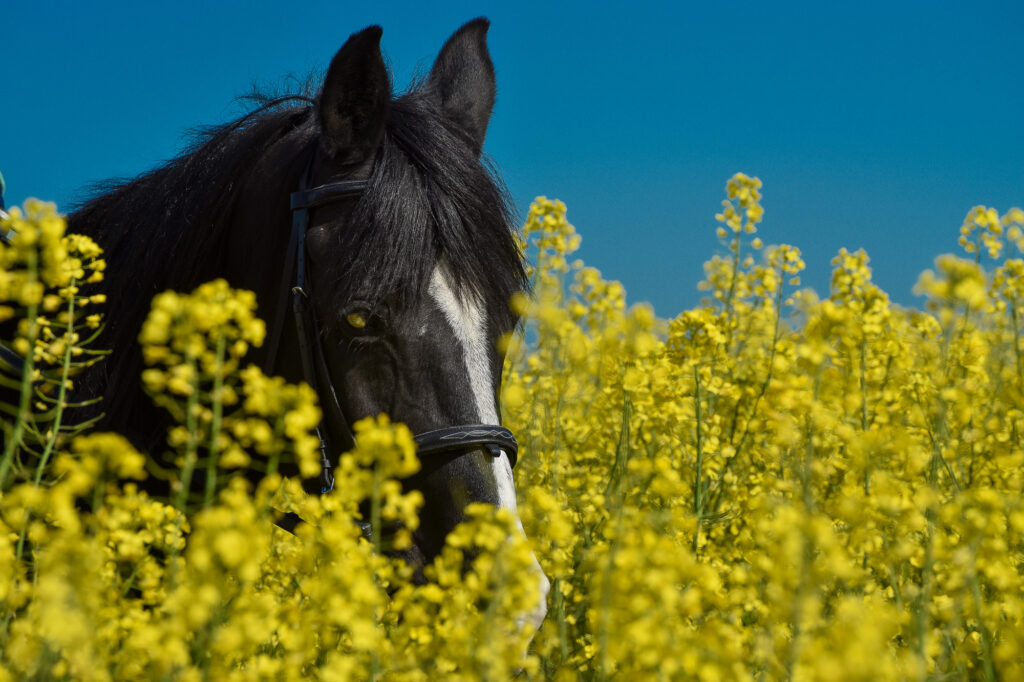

67,18,549,627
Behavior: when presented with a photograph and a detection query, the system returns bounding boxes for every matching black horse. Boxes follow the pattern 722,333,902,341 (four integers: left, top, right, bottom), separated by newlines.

68,19,548,624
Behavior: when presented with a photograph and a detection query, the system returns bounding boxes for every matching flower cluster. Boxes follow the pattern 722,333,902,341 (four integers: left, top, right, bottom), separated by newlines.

3,180,1024,679
0,201,106,489
137,279,320,508
2,259,542,679
506,179,1024,679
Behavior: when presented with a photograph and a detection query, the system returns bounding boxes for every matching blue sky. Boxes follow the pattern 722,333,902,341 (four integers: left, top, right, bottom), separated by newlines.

3,1,1022,317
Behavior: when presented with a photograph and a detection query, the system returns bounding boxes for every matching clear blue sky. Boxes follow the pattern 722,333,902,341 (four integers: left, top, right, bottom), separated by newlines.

3,1,1022,317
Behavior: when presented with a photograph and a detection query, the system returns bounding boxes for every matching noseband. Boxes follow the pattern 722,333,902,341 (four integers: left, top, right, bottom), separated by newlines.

263,156,519,496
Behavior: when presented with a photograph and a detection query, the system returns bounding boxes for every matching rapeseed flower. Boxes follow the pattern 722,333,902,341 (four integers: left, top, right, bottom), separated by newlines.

3,182,1024,679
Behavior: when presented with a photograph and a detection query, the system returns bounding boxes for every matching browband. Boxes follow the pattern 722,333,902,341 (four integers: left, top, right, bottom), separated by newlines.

290,181,368,211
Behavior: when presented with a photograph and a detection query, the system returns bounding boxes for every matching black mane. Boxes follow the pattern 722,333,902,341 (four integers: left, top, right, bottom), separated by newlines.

70,81,526,440
330,88,526,321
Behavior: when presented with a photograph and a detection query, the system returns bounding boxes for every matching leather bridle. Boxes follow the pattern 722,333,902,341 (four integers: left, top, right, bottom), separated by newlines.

263,155,519,497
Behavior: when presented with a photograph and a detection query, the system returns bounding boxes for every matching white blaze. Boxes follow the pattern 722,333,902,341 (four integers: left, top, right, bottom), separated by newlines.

428,263,550,631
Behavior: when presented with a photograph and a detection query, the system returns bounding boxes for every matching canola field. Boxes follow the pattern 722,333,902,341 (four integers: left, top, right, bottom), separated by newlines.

2,174,1024,680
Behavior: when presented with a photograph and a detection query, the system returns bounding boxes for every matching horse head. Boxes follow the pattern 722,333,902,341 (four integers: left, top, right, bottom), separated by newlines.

238,20,549,625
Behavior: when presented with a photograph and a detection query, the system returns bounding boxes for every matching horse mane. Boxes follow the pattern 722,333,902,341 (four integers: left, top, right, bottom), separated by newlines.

70,97,314,432
329,88,527,326
69,81,526,441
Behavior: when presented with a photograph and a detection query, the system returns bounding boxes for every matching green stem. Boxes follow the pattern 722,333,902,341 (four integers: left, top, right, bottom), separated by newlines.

692,364,704,555
553,576,569,663
1012,300,1022,384
968,571,998,682
0,250,39,488
722,232,742,344
175,355,201,513
547,367,570,664
33,286,79,485
860,336,870,496
203,333,226,507
15,517,28,561
603,394,632,500
595,501,624,682
913,515,935,665
120,561,144,598
709,278,784,513
371,463,382,554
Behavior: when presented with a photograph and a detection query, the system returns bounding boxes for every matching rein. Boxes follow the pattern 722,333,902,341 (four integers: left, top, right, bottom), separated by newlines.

264,155,519,502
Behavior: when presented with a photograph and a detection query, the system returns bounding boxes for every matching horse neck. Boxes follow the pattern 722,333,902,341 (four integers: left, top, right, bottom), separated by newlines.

65,131,304,445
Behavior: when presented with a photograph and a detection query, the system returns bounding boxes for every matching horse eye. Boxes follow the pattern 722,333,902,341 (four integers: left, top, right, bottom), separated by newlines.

341,308,384,337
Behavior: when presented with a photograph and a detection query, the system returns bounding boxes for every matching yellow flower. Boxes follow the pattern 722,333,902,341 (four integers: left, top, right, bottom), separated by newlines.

5,185,1024,680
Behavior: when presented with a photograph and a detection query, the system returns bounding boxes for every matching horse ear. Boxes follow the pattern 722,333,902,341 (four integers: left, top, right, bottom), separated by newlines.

427,18,496,155
319,26,391,161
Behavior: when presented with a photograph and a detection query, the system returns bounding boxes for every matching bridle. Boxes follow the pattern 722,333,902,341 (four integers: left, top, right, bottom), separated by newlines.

263,154,519,499
0,163,518,517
